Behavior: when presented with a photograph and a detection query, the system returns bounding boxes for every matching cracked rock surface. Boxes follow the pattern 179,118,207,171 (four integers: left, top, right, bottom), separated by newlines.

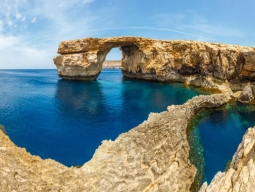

238,82,255,104
0,94,228,192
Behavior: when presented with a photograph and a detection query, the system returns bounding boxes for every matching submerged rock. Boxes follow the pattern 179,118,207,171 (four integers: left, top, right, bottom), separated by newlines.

238,83,255,104
0,94,229,192
0,125,6,135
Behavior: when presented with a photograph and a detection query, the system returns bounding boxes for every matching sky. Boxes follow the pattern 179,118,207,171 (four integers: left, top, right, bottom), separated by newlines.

0,0,254,69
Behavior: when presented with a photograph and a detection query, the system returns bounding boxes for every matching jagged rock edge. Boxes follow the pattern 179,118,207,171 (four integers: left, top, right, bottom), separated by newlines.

0,93,229,191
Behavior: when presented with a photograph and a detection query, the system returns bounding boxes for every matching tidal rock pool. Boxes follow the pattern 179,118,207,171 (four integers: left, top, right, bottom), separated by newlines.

0,69,207,166
188,102,255,187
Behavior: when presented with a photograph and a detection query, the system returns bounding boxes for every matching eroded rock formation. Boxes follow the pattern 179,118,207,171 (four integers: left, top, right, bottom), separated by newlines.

238,83,255,104
53,37,255,86
0,94,229,192
1,37,255,191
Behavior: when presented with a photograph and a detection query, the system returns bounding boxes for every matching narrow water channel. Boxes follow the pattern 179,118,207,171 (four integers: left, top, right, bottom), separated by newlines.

188,102,255,190
0,69,208,166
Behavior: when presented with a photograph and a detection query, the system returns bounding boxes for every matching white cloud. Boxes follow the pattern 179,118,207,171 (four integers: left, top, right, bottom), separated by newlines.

179,11,244,38
150,10,245,43
0,34,54,69
87,26,219,41
179,23,244,38
21,16,26,22
16,13,21,19
7,21,13,26
178,23,244,38
0,20,3,32
0,0,96,34
0,46,54,69
0,35,21,49
0,0,97,68
151,13,185,25
0,0,27,24
31,17,36,23
59,0,95,8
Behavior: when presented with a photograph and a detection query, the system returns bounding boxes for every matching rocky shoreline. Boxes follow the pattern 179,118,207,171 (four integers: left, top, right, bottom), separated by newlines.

102,60,121,68
1,83,255,191
1,37,255,191
0,93,230,191
53,37,255,99
53,37,255,85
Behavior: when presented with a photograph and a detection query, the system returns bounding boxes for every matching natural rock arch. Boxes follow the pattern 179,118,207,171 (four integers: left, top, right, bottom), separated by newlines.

53,37,255,85
53,37,148,81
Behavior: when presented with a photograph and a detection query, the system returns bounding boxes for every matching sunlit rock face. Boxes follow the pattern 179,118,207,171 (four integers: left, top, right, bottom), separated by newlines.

242,52,255,81
238,83,255,104
53,37,255,82
0,94,229,192
53,52,106,81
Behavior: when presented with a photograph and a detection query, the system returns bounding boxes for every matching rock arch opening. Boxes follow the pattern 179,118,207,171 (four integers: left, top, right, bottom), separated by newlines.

102,47,122,69
98,43,142,79
54,37,154,81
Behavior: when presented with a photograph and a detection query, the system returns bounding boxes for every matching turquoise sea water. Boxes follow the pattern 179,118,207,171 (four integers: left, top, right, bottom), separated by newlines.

188,103,255,185
1,69,254,185
0,69,206,167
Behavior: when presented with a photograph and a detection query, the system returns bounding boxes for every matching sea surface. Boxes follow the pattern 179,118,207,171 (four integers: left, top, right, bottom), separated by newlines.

0,69,206,166
0,69,254,185
188,103,255,184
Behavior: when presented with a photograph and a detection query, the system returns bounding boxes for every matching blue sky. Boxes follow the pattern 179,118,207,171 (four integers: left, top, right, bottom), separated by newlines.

0,0,254,69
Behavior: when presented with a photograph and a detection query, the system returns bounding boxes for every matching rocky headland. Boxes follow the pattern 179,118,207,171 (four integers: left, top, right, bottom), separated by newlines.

1,37,255,191
53,37,255,91
103,60,121,68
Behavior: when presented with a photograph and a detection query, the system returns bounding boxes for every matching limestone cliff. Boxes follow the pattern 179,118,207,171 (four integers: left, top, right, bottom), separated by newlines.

103,60,121,68
238,82,255,104
53,37,255,86
0,94,228,192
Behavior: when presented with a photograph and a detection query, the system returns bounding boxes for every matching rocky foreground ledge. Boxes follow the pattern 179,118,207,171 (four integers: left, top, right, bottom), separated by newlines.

1,94,231,192
53,37,255,88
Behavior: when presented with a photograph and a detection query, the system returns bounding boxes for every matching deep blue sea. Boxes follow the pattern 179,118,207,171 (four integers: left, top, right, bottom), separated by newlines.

0,69,206,167
188,103,255,184
0,69,254,185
